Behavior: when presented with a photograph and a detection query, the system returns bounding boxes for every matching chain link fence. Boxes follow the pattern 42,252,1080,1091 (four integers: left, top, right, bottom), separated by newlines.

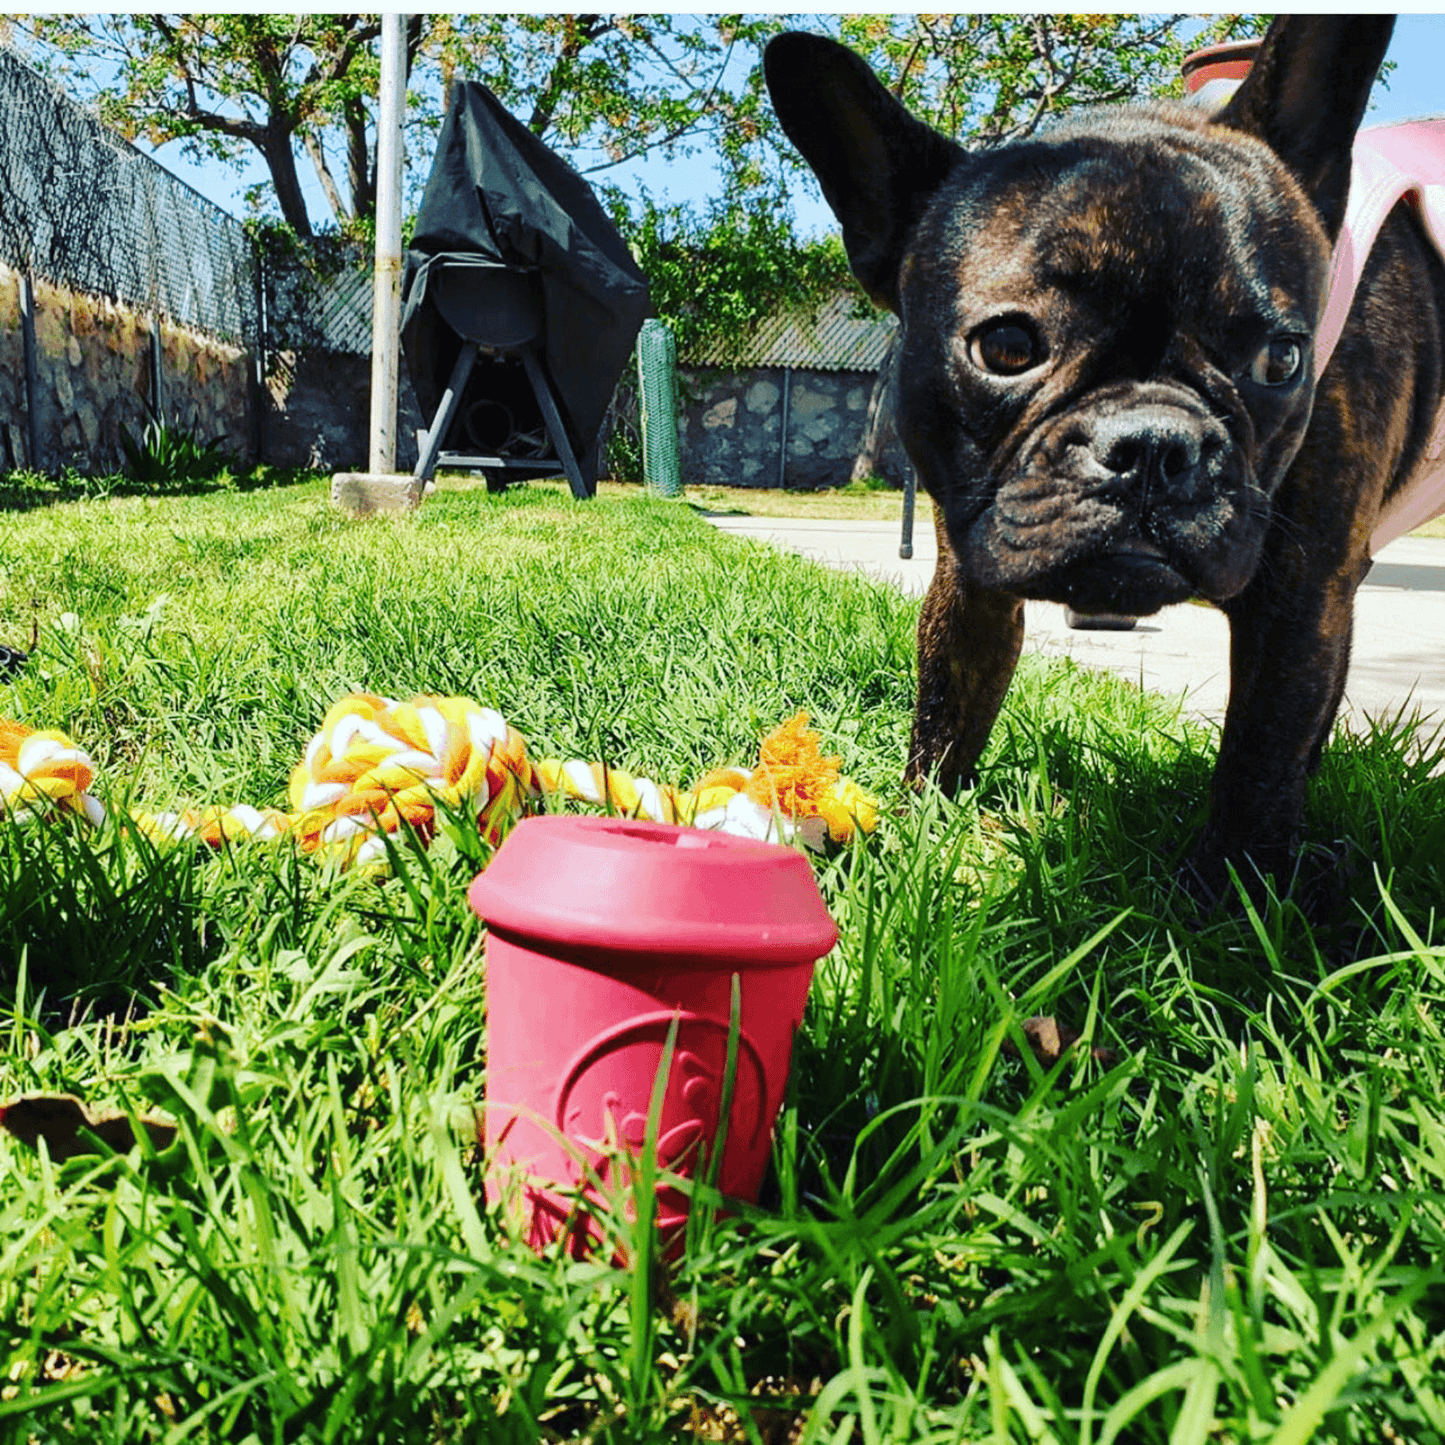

259,235,373,359
0,30,378,361
0,44,393,473
0,45,258,346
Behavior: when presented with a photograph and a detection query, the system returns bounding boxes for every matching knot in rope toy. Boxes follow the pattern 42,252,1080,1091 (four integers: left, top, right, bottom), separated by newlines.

286,693,534,865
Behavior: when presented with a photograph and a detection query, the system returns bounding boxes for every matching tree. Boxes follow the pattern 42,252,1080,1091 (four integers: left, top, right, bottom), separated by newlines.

6,14,428,240
5,13,793,244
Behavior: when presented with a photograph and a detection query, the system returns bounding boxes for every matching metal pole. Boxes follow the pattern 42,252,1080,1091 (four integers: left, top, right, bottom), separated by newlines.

368,13,407,474
777,366,792,489
899,466,916,560
19,273,41,473
251,240,267,463
149,312,164,425
144,168,163,425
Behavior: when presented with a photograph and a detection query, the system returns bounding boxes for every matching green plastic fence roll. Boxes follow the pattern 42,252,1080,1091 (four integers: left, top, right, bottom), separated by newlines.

636,318,682,497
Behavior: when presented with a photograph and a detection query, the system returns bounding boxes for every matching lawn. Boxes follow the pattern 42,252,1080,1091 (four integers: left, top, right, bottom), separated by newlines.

1,470,1444,1442
494,474,910,522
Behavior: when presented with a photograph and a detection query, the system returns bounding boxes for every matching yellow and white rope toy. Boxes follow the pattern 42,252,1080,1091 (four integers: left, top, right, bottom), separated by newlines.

0,720,105,826
0,695,877,865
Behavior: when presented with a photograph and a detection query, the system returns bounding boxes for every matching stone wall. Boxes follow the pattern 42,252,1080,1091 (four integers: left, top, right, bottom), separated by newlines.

0,260,433,476
0,261,255,474
2,265,909,486
678,365,908,490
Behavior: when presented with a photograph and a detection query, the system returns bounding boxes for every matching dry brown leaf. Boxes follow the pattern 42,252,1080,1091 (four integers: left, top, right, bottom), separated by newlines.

1001,1017,1118,1067
0,1093,178,1160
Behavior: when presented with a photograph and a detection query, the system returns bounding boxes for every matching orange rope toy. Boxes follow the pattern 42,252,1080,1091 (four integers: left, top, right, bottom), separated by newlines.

0,694,878,866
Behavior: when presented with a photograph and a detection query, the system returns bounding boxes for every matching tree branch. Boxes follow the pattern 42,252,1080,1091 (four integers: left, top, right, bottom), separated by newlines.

891,35,927,100
302,130,349,222
579,34,738,173
343,93,373,222
527,14,612,135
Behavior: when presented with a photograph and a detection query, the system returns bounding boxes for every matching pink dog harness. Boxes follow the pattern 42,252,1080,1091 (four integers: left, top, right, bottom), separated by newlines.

1318,122,1445,552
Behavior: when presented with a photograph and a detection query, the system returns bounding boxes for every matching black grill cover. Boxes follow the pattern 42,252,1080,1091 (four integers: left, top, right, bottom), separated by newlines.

401,81,651,482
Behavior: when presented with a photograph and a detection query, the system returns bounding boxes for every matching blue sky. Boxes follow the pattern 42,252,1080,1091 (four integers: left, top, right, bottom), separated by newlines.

1372,15,1445,126
138,14,1445,241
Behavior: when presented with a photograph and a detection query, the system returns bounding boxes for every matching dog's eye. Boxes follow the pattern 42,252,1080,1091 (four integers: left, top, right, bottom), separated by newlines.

1249,337,1304,387
969,322,1042,376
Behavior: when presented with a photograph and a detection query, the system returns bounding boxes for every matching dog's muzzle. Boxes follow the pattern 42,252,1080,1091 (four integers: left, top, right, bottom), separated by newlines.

953,388,1267,611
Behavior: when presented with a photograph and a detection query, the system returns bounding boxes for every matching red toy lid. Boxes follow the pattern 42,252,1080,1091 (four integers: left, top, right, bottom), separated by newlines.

1181,38,1261,92
468,814,839,965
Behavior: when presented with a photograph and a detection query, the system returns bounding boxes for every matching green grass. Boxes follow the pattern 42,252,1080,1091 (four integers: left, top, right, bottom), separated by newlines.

505,474,911,522
2,472,1445,1441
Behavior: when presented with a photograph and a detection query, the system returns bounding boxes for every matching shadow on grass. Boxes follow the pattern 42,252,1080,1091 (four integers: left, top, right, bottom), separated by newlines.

0,465,325,514
0,814,213,1019
776,658,1445,1209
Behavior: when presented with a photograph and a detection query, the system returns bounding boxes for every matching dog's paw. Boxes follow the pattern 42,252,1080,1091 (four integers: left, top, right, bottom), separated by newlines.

1179,827,1362,938
1177,838,1234,915
1292,838,1369,928
1177,831,1291,919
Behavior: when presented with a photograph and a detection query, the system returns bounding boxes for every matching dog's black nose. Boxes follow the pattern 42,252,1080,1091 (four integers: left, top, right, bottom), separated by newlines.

1092,406,1206,491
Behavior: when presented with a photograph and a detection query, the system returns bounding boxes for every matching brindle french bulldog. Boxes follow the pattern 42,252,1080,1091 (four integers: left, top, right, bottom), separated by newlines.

765,15,1445,893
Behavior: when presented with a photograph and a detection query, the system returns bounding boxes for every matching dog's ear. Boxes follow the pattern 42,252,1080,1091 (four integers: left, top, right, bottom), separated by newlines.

765,32,965,311
1215,15,1394,242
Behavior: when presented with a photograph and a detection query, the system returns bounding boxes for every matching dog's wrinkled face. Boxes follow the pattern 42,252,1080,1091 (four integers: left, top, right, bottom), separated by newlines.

895,105,1333,614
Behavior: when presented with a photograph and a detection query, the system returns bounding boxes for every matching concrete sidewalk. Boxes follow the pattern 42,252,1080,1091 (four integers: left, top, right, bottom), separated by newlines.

705,511,1445,729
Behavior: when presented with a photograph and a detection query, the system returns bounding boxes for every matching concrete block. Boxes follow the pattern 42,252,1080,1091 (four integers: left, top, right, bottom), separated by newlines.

331,471,426,516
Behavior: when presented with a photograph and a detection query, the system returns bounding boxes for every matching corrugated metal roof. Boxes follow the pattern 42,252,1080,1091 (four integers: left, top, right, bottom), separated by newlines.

688,291,896,371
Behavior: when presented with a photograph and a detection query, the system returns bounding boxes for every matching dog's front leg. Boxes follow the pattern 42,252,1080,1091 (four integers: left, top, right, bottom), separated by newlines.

908,511,1025,794
1196,557,1366,895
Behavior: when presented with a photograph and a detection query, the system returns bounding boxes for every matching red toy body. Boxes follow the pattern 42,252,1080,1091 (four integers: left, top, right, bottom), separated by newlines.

468,814,837,1252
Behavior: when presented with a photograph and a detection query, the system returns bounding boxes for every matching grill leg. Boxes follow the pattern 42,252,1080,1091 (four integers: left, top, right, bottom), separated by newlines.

522,350,591,500
414,340,479,483
900,465,916,560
